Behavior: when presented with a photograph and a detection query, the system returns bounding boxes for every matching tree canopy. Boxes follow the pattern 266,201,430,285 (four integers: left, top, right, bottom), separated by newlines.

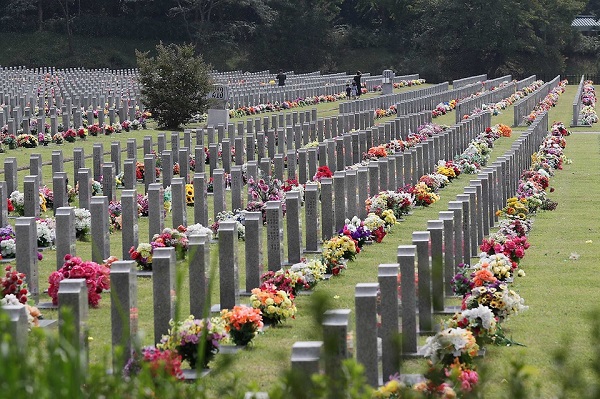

136,43,212,129
0,0,595,80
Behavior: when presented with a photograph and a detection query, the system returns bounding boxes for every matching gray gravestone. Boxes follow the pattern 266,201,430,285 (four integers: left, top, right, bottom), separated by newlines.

320,178,334,240
161,150,173,189
266,201,284,272
152,247,176,344
23,176,39,218
189,234,210,318
378,263,399,378
333,171,346,231
322,309,351,379
413,231,433,333
123,159,135,190
16,217,38,303
244,212,263,293
58,279,88,354
0,182,8,227
73,148,85,187
427,220,445,313
148,184,165,241
143,155,156,194
304,184,320,252
193,173,209,226
111,142,121,175
218,221,239,310
121,190,138,261
171,178,187,228
4,158,17,195
439,211,455,297
213,169,226,219
285,191,302,264
55,207,76,270
355,283,380,386
102,162,116,201
90,196,110,264
92,144,103,182
290,341,323,383
110,261,138,371
398,245,417,355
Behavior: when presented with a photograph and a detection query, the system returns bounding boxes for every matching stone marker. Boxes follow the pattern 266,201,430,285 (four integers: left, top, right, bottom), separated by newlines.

23,176,39,218
110,261,138,371
355,283,380,386
413,231,433,333
148,183,165,241
427,220,445,313
58,278,88,354
244,212,263,293
152,247,176,344
266,201,284,271
290,341,323,384
378,263,399,378
16,217,38,303
188,234,210,318
90,196,110,264
55,207,76,269
2,304,28,351
121,190,138,261
218,221,239,310
304,183,320,252
398,245,417,355
171,178,186,228
285,191,302,264
193,173,208,226
322,309,351,379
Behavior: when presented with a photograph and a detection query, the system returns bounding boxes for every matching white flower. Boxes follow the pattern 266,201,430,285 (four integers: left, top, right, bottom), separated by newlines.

185,223,213,241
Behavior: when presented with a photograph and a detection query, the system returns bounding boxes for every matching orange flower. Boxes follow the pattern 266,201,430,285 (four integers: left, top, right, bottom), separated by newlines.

472,269,497,287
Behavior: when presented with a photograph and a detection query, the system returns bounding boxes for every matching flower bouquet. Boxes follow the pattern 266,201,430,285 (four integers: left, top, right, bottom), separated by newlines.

123,346,183,380
250,286,297,325
36,218,55,248
313,165,333,182
74,208,91,240
338,216,371,248
3,134,17,149
151,227,189,260
0,225,16,259
1,264,29,304
39,186,54,209
129,242,157,270
88,123,102,136
496,197,529,220
157,315,228,369
182,223,214,241
48,254,111,307
419,327,479,366
444,305,498,346
108,201,122,232
210,210,245,240
221,306,263,346
321,235,358,275
363,213,387,242
16,134,38,148
472,252,515,281
463,282,528,322
289,259,327,290
9,191,24,216
260,268,309,297
185,184,194,205
62,128,77,143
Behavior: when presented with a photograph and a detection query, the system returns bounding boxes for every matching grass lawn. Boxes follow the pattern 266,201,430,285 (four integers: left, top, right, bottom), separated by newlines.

2,82,597,396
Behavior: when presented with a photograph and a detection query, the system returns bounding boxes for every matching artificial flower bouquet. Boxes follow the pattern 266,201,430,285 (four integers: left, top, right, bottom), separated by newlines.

250,286,297,325
157,315,228,369
220,306,263,346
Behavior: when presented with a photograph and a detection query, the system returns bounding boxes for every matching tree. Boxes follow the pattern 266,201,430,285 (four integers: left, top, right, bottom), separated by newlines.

136,43,212,129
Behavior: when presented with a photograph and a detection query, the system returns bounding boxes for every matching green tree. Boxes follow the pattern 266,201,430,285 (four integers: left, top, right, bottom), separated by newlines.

136,43,212,129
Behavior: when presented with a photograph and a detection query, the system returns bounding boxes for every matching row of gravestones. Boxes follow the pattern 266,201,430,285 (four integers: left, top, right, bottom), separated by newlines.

513,75,561,126
571,75,587,127
287,109,551,388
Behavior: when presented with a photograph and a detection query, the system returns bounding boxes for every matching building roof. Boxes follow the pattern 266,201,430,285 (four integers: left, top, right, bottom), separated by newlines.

572,15,600,31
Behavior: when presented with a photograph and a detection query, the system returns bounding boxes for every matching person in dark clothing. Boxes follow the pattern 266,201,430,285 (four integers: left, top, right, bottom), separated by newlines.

345,83,351,98
276,69,286,86
353,71,362,97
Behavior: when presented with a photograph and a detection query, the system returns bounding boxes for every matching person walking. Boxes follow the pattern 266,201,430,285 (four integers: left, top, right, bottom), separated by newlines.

276,69,287,86
353,71,362,98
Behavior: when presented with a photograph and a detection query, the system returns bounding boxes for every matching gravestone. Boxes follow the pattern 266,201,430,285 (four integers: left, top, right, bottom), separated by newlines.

266,201,284,272
0,182,8,227
148,184,165,241
427,220,445,313
397,245,418,355
92,144,103,182
161,151,173,189
143,155,156,194
23,176,39,218
55,207,76,270
189,234,210,318
290,341,323,383
77,168,92,209
123,159,135,190
244,212,263,293
320,178,334,240
90,196,110,264
52,150,64,175
193,173,209,227
4,158,17,195
230,166,243,212
58,279,88,355
285,191,302,265
152,247,176,344
110,142,121,175
355,283,380,386
439,211,456,297
333,171,346,231
378,263,399,378
413,231,433,334
171,178,186,228
102,162,116,201
121,190,138,261
179,148,189,182
218,221,239,310
110,261,138,371
2,304,28,351
304,184,320,252
345,170,357,218
213,169,226,219
322,309,351,379
16,217,38,303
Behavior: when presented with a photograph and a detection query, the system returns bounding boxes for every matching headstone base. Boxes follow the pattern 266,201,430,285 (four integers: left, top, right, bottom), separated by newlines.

37,302,58,310
37,319,58,329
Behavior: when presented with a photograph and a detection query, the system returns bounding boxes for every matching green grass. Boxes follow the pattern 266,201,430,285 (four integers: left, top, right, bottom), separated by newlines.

3,83,597,396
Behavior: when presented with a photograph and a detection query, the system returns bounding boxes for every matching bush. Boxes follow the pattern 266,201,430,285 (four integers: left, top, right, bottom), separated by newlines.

136,43,212,129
